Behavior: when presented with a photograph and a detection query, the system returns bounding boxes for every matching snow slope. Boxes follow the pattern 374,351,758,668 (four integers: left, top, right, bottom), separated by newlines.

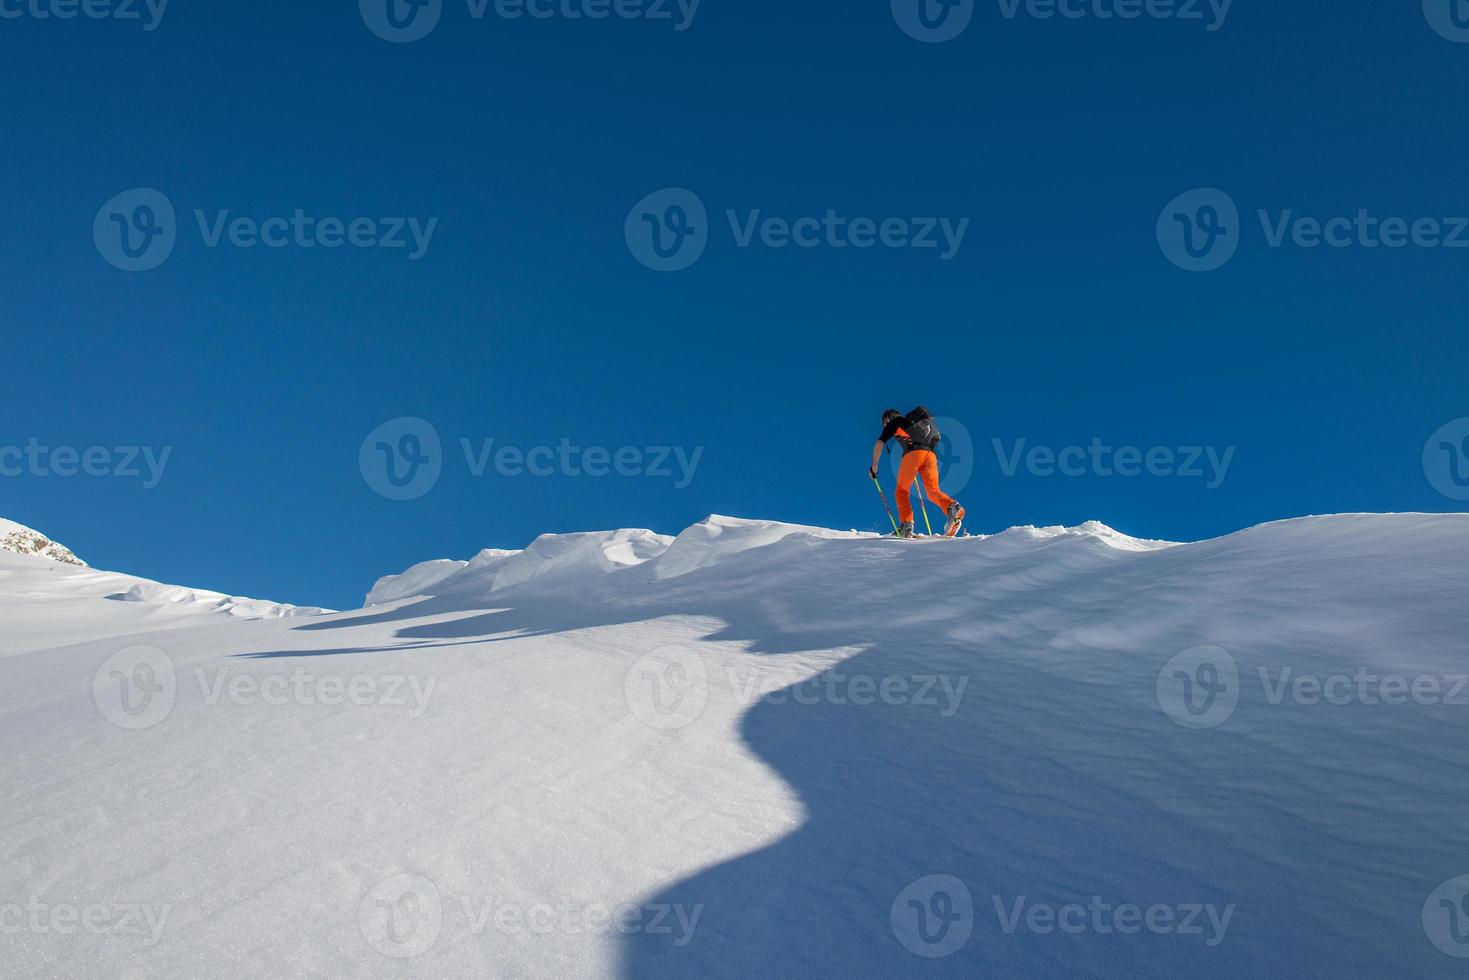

0,529,329,657
1,513,1467,978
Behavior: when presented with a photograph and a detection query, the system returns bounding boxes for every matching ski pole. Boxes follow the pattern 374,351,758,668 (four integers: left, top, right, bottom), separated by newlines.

914,479,934,537
870,474,900,534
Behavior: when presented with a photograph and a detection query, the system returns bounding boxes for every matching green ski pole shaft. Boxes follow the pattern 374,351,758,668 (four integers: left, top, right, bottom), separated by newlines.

914,479,934,537
871,475,900,534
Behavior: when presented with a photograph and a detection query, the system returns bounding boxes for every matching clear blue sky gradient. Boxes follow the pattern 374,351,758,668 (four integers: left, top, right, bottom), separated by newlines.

2,1,1466,609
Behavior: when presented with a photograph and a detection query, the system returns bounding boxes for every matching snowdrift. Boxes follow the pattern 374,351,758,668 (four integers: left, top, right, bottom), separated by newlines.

117,582,329,621
2,512,1468,979
364,514,1167,606
0,526,328,656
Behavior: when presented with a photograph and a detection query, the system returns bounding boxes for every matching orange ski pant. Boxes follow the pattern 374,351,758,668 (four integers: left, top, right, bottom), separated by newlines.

895,450,955,523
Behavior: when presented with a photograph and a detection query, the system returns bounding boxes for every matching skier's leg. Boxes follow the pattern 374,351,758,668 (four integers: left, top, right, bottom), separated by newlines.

922,452,966,536
895,452,920,524
920,452,956,512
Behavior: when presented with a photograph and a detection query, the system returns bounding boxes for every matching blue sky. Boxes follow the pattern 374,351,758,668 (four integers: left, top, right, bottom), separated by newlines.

2,0,1467,609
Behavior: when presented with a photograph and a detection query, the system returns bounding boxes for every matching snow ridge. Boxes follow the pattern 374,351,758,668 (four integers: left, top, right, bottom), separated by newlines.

0,516,328,641
363,514,1175,606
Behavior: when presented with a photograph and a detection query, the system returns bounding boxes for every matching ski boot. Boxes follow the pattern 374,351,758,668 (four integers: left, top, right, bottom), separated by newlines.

944,503,966,538
895,521,916,539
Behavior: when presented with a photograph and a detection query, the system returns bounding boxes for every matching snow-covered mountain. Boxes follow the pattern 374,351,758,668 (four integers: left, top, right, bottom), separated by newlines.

0,518,330,656
0,516,86,566
2,513,1468,978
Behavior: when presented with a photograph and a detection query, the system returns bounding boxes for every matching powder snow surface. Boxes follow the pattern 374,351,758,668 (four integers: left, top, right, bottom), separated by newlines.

1,513,1466,978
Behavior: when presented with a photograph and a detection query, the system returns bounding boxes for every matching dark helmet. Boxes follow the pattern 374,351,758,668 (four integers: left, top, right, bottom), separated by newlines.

881,408,901,424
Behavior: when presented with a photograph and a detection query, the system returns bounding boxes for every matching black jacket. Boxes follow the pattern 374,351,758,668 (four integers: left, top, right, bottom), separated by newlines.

878,408,940,453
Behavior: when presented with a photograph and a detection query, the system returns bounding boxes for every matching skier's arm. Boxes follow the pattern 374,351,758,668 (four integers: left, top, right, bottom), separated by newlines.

869,440,885,478
869,416,907,478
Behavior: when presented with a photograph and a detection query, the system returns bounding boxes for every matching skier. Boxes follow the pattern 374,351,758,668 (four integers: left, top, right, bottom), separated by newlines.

868,407,965,538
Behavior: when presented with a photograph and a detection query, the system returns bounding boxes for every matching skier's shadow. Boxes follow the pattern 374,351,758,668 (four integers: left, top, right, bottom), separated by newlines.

609,547,1441,979
615,622,1384,980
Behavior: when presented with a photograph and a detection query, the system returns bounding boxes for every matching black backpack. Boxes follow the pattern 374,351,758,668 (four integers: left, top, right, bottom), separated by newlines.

905,406,942,451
